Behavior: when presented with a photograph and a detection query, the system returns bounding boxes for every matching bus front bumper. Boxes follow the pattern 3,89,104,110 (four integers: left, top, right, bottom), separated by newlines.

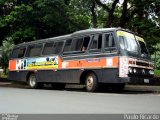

120,76,158,85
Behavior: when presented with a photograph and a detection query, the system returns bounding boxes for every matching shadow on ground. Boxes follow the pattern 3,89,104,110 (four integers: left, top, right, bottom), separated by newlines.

0,79,160,95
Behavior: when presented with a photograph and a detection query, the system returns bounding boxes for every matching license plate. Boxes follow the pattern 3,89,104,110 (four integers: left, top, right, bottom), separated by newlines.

144,79,149,83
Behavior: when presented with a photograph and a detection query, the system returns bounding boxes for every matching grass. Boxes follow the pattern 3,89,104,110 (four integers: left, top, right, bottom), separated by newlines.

154,69,160,77
0,72,8,78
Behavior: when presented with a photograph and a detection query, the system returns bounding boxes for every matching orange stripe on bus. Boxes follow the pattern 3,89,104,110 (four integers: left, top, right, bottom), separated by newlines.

65,57,119,69
112,57,119,67
9,60,16,71
58,57,63,68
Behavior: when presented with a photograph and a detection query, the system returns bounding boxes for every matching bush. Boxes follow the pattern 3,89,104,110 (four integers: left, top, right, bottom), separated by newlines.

154,69,160,77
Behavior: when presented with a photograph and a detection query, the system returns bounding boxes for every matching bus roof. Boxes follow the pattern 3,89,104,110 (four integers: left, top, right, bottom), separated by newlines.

72,28,117,36
16,34,71,47
14,27,139,47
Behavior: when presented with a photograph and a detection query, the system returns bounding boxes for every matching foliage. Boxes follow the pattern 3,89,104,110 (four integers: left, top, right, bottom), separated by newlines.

154,70,160,77
0,37,14,74
0,0,159,68
152,44,160,69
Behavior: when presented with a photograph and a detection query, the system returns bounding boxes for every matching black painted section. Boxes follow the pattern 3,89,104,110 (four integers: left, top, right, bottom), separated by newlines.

36,69,103,84
101,68,120,83
8,68,116,84
8,71,29,82
36,69,81,83
128,77,154,84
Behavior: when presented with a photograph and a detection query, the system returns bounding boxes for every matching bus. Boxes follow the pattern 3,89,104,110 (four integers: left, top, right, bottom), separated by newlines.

8,28,154,92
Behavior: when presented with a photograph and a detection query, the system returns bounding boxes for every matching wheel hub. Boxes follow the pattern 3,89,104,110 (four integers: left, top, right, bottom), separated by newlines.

30,76,36,87
87,76,94,89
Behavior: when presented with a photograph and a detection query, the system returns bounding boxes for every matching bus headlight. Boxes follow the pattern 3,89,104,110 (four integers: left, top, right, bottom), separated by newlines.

133,68,136,73
128,68,133,73
149,70,154,75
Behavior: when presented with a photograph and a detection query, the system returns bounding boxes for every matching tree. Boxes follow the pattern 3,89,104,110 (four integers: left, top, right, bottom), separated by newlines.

0,0,159,56
0,37,14,74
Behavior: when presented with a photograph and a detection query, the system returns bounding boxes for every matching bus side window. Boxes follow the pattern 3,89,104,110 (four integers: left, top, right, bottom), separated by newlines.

71,38,83,51
63,39,72,52
90,34,102,50
26,44,42,57
11,48,19,58
42,42,54,55
104,34,115,48
81,36,90,51
104,34,116,52
18,47,26,58
53,41,64,54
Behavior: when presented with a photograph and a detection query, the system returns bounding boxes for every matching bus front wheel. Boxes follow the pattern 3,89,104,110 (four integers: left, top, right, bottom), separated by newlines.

28,73,43,89
85,73,99,92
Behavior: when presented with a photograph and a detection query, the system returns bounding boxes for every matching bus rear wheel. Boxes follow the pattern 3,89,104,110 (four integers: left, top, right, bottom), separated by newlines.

85,73,99,92
28,73,43,89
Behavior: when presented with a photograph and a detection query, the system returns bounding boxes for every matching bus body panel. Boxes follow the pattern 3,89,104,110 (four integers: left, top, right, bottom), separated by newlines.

8,55,119,83
8,28,154,87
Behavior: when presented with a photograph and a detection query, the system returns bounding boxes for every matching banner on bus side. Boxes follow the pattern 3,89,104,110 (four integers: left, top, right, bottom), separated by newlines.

16,56,59,70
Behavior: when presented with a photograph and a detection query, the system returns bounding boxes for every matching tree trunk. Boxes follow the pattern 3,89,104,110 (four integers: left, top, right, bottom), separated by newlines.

106,11,114,27
91,1,97,28
119,0,128,27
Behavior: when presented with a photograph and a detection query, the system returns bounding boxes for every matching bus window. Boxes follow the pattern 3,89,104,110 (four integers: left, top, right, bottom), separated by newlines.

42,42,54,55
71,38,83,51
18,47,26,58
26,44,42,57
138,41,149,55
104,33,117,52
63,39,72,52
53,41,64,54
11,48,19,58
81,36,90,51
104,34,115,48
90,34,102,50
117,31,138,53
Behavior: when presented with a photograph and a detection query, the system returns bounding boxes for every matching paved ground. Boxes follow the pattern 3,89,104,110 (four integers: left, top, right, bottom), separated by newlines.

0,82,160,114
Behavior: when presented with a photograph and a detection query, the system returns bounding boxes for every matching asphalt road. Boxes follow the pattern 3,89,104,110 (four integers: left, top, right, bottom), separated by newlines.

0,84,160,114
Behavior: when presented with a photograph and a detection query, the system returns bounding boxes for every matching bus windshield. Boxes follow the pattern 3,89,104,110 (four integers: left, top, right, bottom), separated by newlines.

135,36,149,56
117,31,138,53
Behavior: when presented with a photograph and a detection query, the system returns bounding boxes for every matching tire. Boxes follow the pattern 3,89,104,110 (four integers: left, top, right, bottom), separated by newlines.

111,83,125,92
28,73,43,89
85,73,99,92
51,83,66,90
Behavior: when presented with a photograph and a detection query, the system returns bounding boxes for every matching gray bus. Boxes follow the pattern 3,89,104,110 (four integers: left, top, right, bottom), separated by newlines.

8,28,154,92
